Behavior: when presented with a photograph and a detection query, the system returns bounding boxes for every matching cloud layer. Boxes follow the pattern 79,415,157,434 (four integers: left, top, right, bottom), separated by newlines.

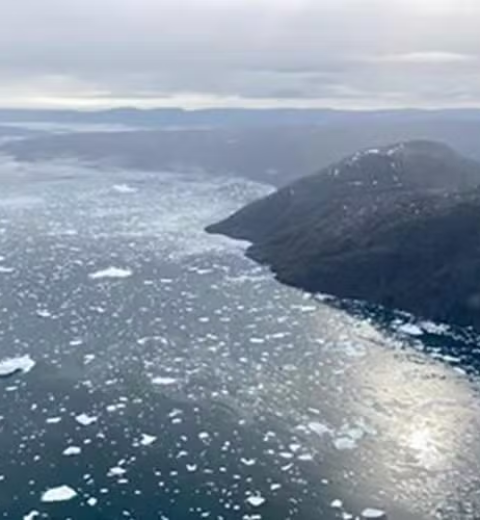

0,0,479,108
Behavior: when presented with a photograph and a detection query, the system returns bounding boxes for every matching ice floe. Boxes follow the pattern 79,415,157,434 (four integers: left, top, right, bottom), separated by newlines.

152,376,178,386
41,485,77,503
112,184,137,194
139,433,157,446
75,413,98,426
89,267,133,280
63,446,82,456
361,508,387,519
246,495,266,507
0,355,35,377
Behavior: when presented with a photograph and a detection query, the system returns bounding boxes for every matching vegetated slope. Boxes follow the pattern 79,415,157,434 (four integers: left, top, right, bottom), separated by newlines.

207,141,480,328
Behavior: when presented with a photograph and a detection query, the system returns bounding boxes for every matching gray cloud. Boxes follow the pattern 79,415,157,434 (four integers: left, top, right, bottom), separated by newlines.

0,0,479,108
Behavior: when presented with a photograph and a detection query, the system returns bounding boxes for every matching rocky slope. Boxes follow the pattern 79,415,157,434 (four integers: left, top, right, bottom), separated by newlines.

207,141,480,328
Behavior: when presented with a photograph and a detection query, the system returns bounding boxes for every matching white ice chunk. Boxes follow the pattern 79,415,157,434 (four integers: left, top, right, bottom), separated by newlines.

152,376,178,386
112,184,137,194
140,434,157,446
75,413,98,426
23,511,40,520
331,499,343,508
41,485,77,503
333,437,358,450
308,422,331,437
89,267,132,280
46,417,62,424
63,446,82,456
0,355,35,377
397,323,423,336
240,458,256,466
107,466,127,477
246,495,266,507
361,508,387,519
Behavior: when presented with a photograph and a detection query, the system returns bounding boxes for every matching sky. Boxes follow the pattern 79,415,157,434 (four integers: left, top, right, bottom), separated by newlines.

0,0,479,109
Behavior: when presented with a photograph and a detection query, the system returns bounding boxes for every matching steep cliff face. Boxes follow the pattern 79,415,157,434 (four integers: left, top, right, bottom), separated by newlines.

207,141,480,328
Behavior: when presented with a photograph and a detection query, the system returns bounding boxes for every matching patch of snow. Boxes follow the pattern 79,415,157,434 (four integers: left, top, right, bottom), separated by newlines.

89,267,133,280
0,355,35,377
41,485,77,503
0,266,14,274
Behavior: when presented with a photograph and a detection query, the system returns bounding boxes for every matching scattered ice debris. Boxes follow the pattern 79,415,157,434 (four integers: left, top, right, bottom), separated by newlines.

343,341,367,358
361,508,387,519
0,355,35,378
419,320,450,335
333,437,357,451
89,267,133,280
41,485,78,503
87,497,98,507
75,413,98,426
246,495,266,507
63,446,82,456
333,424,369,451
152,376,178,386
186,464,198,472
331,499,343,509
308,422,331,437
112,183,137,194
397,323,423,336
139,434,157,446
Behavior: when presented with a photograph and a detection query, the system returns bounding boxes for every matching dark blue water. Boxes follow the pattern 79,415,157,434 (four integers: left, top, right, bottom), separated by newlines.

1,158,480,520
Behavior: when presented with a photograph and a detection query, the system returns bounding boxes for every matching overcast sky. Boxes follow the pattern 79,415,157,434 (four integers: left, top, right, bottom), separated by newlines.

0,0,479,109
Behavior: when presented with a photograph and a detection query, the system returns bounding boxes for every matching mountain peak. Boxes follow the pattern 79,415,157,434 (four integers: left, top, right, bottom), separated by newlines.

323,140,479,191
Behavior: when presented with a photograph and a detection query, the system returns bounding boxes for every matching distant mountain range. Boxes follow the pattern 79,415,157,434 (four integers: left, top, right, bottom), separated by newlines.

207,141,480,329
3,111,480,185
2,107,480,128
